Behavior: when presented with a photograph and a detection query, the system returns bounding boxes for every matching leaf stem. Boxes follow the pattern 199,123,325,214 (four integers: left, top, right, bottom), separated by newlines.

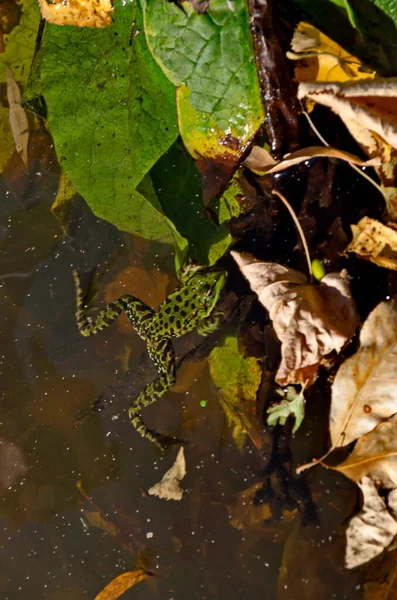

272,189,313,281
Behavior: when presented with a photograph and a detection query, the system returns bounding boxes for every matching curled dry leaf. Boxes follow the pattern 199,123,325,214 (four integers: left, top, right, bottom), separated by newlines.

148,447,186,501
288,22,375,84
6,65,28,167
38,0,113,27
345,477,397,570
345,216,397,270
243,145,379,176
232,251,359,386
297,78,397,218
330,299,397,448
94,569,150,600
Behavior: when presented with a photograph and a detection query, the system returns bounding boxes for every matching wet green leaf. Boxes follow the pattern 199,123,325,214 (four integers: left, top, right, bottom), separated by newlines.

142,0,264,166
267,387,305,434
30,0,186,249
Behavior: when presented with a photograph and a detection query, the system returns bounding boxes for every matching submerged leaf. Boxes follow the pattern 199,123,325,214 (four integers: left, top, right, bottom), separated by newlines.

94,569,150,600
345,217,397,270
148,447,186,501
330,299,397,448
208,331,263,450
267,386,306,434
232,252,359,386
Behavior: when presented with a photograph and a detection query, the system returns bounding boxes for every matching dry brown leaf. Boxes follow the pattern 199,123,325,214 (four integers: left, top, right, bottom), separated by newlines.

335,414,397,488
288,22,376,84
232,251,359,386
243,145,379,176
345,477,397,569
363,546,397,600
6,65,28,167
298,78,397,217
148,447,186,501
345,217,397,270
38,0,113,27
330,299,397,449
94,569,149,600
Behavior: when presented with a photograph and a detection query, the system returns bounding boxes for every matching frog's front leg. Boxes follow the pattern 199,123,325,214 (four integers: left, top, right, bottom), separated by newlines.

128,337,177,448
196,309,224,337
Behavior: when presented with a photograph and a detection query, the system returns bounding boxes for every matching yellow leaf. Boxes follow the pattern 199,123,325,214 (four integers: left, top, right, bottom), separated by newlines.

330,298,397,448
38,0,113,27
345,216,397,270
232,251,359,387
287,22,375,84
94,569,149,600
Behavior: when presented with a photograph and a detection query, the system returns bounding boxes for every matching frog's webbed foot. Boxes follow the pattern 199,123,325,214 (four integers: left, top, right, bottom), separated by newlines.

196,309,224,336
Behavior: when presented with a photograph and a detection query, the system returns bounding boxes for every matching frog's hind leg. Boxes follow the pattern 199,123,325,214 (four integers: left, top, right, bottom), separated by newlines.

73,270,154,337
128,337,178,448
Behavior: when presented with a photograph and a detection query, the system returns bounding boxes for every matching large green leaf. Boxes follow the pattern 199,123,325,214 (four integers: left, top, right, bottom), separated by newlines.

30,0,185,247
142,0,264,169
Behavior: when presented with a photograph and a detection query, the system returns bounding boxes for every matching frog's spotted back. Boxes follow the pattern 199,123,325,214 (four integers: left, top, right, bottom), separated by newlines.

73,265,226,449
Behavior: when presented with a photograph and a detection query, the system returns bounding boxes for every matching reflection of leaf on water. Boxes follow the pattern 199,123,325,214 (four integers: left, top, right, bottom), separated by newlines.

94,569,151,600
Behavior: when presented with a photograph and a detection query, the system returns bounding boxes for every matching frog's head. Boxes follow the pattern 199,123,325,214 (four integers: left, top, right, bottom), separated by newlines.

189,266,226,316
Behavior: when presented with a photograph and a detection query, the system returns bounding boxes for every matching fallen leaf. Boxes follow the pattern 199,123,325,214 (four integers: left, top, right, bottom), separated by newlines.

6,64,28,167
228,482,272,530
330,299,397,448
243,144,379,176
84,510,120,538
208,330,264,450
38,0,113,27
335,414,397,487
297,78,397,218
345,216,397,270
345,476,397,569
0,439,28,492
148,447,186,501
232,251,359,386
287,22,375,84
94,569,149,600
267,386,306,434
363,546,397,600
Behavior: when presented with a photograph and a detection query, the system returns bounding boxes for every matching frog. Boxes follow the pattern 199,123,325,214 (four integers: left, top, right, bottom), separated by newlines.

73,264,226,449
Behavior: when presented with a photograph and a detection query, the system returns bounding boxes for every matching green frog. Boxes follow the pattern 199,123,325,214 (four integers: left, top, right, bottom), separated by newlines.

73,265,226,449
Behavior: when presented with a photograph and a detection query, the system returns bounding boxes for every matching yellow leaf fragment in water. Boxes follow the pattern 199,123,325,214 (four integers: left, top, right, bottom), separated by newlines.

345,216,397,270
94,569,149,600
38,0,113,28
288,21,375,84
